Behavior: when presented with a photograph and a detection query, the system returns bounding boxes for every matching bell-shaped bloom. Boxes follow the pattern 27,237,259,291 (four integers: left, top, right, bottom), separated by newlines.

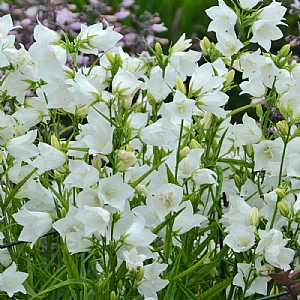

0,263,28,298
123,247,146,272
224,224,256,252
112,68,143,108
75,205,110,237
6,130,38,162
146,183,183,221
77,23,123,54
29,142,66,174
231,114,262,147
206,0,237,35
173,201,207,235
98,172,134,211
216,29,243,56
138,261,168,299
12,208,53,248
64,160,99,189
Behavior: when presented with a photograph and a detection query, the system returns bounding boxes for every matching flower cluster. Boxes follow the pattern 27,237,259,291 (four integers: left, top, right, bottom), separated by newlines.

0,0,299,299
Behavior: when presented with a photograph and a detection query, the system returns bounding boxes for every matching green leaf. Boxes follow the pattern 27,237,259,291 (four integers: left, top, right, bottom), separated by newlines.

176,280,198,300
217,158,253,168
62,243,81,290
197,277,233,300
163,251,182,300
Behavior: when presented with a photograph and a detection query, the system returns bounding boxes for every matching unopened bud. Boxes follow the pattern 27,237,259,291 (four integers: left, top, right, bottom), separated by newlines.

256,104,264,119
245,144,253,157
278,44,290,58
276,120,289,135
175,77,186,95
137,266,145,282
106,52,115,65
276,186,286,199
110,291,117,300
51,135,60,149
76,105,90,117
256,264,275,276
250,207,259,227
234,173,241,189
179,146,190,159
189,138,202,149
287,102,294,117
278,101,288,120
202,111,212,130
0,150,3,163
277,201,289,217
155,42,163,56
200,36,211,55
61,207,67,218
224,69,235,87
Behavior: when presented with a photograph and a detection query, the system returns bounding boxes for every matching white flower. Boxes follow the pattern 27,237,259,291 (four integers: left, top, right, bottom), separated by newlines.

0,263,28,298
231,114,262,147
224,224,256,252
123,247,146,272
64,160,99,189
98,173,134,211
6,130,38,162
12,208,52,248
206,0,238,35
77,23,123,54
138,261,168,299
215,29,244,56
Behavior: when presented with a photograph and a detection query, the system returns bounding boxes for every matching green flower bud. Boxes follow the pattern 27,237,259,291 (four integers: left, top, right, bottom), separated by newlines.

256,103,264,119
224,69,235,87
276,120,289,136
189,138,202,149
234,173,241,189
278,44,290,58
175,76,186,95
277,201,289,217
110,291,117,300
179,146,190,159
250,207,259,227
50,135,60,149
276,186,286,199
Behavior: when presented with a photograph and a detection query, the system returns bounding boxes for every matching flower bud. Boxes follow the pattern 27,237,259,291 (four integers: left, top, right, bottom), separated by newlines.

0,150,3,163
200,36,211,55
189,138,202,149
278,44,290,58
293,113,300,124
76,104,90,117
245,144,253,157
61,207,67,218
277,201,289,217
276,120,289,136
155,42,163,56
256,103,264,119
224,69,235,87
270,286,279,296
116,149,137,171
175,77,186,95
287,102,294,117
278,101,288,120
256,264,275,276
110,291,117,300
179,146,190,159
250,207,259,227
137,266,145,282
276,186,286,199
51,135,60,149
202,112,212,130
234,174,241,189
